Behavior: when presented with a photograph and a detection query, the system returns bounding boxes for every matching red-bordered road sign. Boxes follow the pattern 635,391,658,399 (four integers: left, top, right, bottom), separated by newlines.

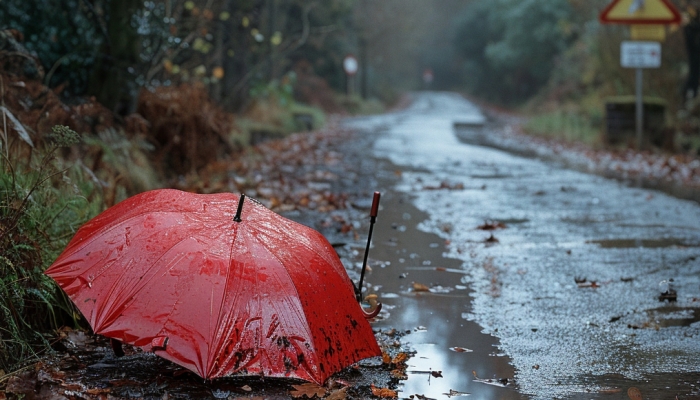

599,0,681,25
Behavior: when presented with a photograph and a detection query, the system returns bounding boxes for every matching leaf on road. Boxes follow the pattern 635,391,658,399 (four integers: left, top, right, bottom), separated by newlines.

326,387,348,400
627,387,642,400
449,347,473,353
412,282,430,292
382,352,392,365
476,220,506,230
370,384,397,398
391,368,408,380
484,234,499,243
290,383,326,398
575,277,600,288
391,352,408,365
442,389,470,397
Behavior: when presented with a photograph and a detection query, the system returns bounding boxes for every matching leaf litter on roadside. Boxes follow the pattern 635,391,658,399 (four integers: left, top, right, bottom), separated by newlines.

290,383,326,398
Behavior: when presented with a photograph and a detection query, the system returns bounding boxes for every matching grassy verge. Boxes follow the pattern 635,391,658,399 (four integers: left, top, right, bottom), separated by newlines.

522,109,603,146
0,125,102,376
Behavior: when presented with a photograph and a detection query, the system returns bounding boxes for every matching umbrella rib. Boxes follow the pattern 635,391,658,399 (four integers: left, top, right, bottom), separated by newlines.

253,232,317,341
207,218,242,376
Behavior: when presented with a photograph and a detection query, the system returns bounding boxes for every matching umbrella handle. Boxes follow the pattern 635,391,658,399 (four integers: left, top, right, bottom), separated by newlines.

361,302,382,319
356,192,381,302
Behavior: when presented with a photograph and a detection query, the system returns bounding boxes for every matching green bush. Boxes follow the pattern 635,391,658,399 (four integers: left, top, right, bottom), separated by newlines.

0,125,101,374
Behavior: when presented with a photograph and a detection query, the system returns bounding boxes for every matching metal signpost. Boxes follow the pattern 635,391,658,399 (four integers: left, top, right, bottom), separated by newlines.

599,0,681,149
343,54,358,96
620,41,661,148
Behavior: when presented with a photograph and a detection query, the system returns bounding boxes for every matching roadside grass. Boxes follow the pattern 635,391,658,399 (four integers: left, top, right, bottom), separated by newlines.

0,125,101,376
522,109,603,147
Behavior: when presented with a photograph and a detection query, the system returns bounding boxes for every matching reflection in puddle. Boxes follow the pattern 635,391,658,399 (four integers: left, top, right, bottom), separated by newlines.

366,191,520,400
647,306,700,327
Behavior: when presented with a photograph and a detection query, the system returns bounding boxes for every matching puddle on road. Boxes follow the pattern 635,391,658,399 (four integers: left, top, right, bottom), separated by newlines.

646,306,700,328
362,189,521,400
588,238,698,249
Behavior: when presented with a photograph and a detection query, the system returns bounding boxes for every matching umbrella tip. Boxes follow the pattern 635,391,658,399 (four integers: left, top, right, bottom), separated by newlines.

234,194,246,222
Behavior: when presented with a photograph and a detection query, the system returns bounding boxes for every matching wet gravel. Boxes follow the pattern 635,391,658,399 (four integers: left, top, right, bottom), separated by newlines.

361,92,700,399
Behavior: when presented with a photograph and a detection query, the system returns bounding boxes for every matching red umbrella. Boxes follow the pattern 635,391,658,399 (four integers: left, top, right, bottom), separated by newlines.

45,189,380,384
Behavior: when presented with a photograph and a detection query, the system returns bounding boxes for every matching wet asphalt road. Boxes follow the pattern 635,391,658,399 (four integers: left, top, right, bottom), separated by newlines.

344,92,700,399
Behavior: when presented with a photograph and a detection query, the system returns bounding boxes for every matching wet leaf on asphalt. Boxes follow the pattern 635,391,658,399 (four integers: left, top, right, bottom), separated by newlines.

449,347,473,353
412,282,430,292
392,352,408,365
627,387,642,399
390,368,408,380
476,220,507,230
575,277,599,288
290,383,326,398
484,234,499,243
382,352,392,365
442,388,470,397
370,384,397,398
326,387,348,400
423,181,465,190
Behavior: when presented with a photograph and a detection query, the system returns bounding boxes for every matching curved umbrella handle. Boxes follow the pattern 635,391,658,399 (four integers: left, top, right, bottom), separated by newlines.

361,302,382,319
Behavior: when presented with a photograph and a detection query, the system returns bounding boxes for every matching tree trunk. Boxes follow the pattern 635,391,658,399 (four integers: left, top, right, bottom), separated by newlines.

88,0,141,116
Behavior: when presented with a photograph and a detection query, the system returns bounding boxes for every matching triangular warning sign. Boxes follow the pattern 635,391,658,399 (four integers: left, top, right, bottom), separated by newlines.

599,0,681,25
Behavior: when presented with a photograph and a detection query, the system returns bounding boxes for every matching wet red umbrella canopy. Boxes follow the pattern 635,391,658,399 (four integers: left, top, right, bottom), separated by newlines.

45,189,380,384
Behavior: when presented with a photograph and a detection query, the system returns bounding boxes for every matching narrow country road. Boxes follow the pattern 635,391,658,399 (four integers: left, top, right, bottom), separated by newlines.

346,92,700,399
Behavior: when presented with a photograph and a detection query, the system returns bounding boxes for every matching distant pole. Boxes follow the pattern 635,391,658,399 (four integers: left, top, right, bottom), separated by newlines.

635,68,643,150
360,37,368,99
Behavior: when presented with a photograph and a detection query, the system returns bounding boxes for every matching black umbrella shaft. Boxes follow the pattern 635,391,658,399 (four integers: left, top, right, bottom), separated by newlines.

357,192,380,301
234,194,246,222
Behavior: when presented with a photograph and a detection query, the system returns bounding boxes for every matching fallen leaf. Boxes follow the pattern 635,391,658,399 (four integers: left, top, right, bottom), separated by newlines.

628,387,642,400
290,383,326,398
370,384,397,398
484,234,499,243
412,282,430,292
382,352,392,365
449,347,473,353
86,387,112,395
326,387,347,400
476,220,506,230
391,368,408,380
442,389,470,397
241,385,252,391
391,352,408,365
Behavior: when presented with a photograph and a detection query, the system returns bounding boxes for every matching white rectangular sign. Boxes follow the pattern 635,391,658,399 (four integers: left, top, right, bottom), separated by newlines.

620,41,661,68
